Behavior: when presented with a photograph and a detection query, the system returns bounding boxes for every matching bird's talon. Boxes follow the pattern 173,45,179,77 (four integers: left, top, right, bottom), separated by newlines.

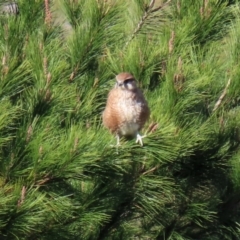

136,133,146,146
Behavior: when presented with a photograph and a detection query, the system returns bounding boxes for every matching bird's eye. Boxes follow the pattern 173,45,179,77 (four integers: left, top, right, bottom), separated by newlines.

124,79,134,84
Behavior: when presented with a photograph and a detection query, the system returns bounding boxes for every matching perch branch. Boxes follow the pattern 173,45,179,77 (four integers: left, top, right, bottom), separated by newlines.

213,78,231,112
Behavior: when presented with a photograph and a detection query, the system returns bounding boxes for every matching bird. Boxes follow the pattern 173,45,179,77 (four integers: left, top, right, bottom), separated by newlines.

102,72,150,146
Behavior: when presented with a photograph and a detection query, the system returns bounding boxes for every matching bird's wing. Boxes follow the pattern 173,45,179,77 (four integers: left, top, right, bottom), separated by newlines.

102,89,122,134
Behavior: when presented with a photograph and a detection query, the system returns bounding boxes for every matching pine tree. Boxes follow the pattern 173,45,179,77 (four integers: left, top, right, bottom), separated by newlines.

0,0,240,239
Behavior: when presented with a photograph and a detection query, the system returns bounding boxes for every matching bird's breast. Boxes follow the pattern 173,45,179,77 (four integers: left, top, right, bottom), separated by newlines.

103,88,149,137
116,93,144,136
119,122,140,137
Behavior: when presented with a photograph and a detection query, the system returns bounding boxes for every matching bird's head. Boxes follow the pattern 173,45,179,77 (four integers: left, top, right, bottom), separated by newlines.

115,72,137,90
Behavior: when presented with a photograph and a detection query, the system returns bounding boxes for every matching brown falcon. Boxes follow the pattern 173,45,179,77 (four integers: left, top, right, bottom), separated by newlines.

102,72,150,146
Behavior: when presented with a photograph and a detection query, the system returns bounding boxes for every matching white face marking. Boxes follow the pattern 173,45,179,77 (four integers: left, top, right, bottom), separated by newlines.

124,82,135,90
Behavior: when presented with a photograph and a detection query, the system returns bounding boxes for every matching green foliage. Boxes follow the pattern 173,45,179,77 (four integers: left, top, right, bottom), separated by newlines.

0,0,240,239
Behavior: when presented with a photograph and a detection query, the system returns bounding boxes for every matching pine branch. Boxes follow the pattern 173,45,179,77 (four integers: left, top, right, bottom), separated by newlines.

17,186,26,207
212,78,231,112
97,199,134,240
156,220,177,240
151,0,172,13
124,0,172,48
44,0,51,26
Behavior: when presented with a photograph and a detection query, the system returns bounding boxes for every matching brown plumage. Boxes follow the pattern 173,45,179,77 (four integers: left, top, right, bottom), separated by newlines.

102,72,150,146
